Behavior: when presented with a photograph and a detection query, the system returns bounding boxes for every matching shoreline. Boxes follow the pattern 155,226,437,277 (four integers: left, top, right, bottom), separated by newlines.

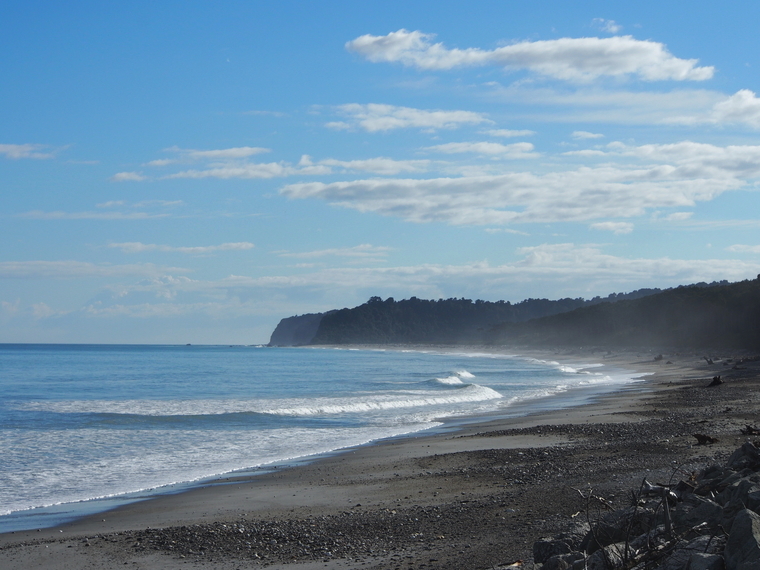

2,346,757,569
0,345,644,533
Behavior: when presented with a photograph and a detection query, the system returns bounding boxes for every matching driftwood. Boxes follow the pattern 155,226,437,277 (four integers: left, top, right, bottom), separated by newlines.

693,433,719,445
707,375,723,387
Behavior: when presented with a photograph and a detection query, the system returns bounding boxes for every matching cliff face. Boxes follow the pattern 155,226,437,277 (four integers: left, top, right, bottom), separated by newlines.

267,312,326,346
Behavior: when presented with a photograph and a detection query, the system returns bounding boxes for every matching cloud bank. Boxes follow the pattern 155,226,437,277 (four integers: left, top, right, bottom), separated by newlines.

346,30,714,82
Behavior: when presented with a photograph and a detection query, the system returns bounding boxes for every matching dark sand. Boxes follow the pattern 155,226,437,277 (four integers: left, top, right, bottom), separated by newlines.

2,348,759,570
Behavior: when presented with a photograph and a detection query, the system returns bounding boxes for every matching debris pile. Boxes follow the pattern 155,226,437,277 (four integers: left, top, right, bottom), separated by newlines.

532,442,760,570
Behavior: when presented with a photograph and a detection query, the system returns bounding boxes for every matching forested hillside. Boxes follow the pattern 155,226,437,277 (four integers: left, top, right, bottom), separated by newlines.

488,278,760,349
277,287,662,345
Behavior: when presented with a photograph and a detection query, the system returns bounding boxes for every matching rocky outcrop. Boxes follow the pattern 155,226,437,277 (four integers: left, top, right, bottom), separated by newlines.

267,312,327,346
532,442,760,570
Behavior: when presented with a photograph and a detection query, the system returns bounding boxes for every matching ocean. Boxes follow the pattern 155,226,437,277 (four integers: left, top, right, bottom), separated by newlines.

0,344,642,533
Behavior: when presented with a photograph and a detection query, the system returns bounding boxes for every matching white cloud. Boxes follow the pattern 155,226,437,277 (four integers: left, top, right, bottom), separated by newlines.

562,149,607,157
329,103,489,132
711,90,760,126
280,143,756,226
17,210,170,220
484,228,530,235
592,18,622,34
1,299,21,316
31,302,62,319
103,244,760,303
318,157,430,175
346,29,714,82
485,129,536,138
111,172,147,182
166,162,331,180
668,89,760,129
665,212,693,221
726,244,760,253
424,141,538,159
571,130,604,139
277,244,392,261
280,141,760,227
590,221,634,234
166,146,271,160
0,261,188,279
109,242,255,254
487,84,724,125
0,143,56,160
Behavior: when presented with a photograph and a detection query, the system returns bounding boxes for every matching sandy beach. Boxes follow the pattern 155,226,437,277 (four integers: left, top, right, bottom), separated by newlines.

2,347,759,570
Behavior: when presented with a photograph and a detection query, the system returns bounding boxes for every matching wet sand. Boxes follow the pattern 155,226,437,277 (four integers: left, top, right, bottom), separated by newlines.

2,348,758,569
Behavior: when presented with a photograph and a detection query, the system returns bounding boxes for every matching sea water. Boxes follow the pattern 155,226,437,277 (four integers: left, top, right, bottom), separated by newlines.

0,344,641,532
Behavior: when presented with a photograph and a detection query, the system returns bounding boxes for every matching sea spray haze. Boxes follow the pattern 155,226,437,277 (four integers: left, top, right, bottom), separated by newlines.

0,344,640,531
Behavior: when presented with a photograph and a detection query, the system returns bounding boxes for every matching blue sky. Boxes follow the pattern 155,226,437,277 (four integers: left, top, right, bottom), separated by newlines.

3,1,760,343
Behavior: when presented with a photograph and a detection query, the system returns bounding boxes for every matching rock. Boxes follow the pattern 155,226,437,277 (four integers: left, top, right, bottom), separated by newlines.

673,496,722,533
687,553,725,570
580,507,655,554
724,509,760,570
658,536,723,570
747,489,760,513
723,498,751,533
543,552,584,570
726,443,760,471
543,558,569,570
554,523,590,551
584,542,627,570
533,539,572,564
718,477,760,507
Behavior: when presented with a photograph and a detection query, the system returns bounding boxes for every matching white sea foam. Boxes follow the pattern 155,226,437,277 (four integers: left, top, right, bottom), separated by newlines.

16,384,502,418
0,423,436,517
431,376,465,385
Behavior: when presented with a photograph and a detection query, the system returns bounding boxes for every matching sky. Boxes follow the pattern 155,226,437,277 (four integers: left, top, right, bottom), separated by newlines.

3,1,760,344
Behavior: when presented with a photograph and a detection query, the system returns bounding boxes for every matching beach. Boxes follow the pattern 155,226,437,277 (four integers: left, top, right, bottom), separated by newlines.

1,348,758,570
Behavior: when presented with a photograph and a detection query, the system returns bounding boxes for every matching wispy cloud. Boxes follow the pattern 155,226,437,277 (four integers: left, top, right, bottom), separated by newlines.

17,210,169,220
347,29,714,81
484,129,536,138
0,261,188,279
280,141,760,226
109,242,254,254
165,162,330,180
277,244,392,261
726,244,760,253
591,18,622,34
0,143,57,160
99,244,760,304
315,156,430,175
590,221,634,234
485,85,724,126
424,141,538,158
666,89,760,129
111,172,147,182
327,103,490,132
571,130,604,139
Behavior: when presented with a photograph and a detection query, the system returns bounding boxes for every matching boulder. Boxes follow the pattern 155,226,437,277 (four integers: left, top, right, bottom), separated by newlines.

583,542,627,570
686,553,725,570
726,443,760,471
718,477,760,507
673,496,722,533
533,539,572,564
580,507,655,554
542,551,584,570
658,536,723,570
725,509,760,570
